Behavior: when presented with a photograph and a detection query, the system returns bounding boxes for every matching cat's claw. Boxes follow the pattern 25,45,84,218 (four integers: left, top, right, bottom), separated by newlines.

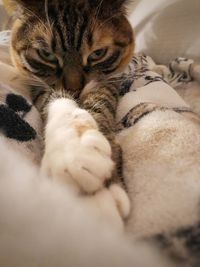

41,98,114,193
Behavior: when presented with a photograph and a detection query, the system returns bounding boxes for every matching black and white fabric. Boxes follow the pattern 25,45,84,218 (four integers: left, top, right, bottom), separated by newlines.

117,54,200,130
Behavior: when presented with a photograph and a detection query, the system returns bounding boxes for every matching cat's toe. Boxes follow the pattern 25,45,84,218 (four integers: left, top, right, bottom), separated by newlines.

71,130,114,193
56,129,114,193
109,184,130,220
83,185,130,231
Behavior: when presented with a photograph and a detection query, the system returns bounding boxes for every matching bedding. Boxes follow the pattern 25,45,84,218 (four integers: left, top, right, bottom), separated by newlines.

129,0,200,64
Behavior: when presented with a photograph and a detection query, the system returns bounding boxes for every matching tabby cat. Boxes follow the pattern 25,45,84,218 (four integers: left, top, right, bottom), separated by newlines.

9,0,134,193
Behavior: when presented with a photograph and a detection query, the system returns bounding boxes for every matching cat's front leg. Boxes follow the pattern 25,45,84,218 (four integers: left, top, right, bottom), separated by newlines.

80,81,123,185
41,97,114,193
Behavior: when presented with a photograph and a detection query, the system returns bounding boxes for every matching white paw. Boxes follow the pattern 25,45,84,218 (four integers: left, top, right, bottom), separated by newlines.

109,184,130,220
41,98,114,193
83,184,130,231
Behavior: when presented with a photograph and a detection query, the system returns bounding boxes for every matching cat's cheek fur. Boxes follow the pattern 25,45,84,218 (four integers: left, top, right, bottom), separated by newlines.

41,98,114,194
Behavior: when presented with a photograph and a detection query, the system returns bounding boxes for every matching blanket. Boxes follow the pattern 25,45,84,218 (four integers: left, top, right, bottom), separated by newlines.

0,30,43,164
117,54,200,266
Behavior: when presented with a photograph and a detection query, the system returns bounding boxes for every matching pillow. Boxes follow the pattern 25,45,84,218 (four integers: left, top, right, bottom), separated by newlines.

128,0,200,64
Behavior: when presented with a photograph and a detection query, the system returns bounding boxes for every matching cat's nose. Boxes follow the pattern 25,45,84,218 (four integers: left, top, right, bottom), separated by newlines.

62,52,85,97
62,66,85,97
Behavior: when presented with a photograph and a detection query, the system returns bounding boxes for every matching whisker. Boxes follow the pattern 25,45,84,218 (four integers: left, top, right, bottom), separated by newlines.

22,6,52,38
44,0,53,38
90,0,104,32
97,12,121,30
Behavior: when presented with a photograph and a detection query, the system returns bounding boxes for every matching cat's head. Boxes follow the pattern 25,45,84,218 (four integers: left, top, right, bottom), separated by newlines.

10,0,134,96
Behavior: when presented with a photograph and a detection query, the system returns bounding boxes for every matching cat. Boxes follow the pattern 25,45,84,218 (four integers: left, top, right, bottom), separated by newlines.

9,0,135,195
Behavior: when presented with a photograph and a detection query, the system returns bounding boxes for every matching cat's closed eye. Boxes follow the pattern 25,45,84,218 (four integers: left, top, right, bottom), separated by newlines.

88,48,108,62
37,49,58,63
